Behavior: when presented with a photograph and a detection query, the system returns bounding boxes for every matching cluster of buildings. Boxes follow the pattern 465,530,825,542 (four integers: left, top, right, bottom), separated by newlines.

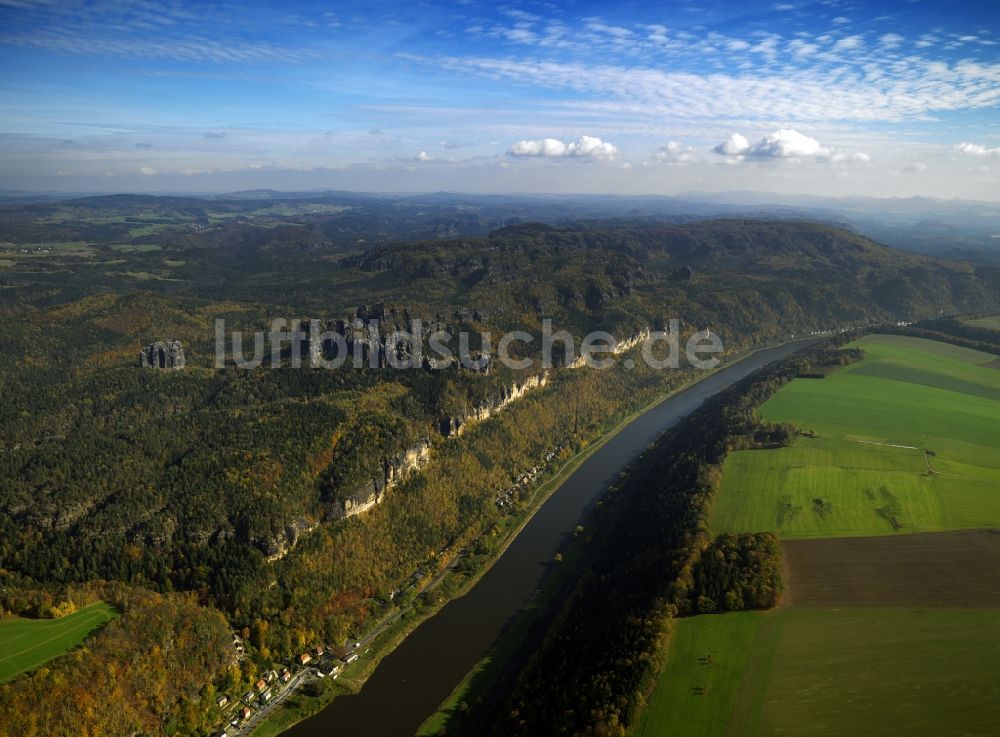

496,446,561,509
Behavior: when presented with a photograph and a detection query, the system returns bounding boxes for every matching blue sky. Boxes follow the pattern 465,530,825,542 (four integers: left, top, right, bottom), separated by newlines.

1,0,999,198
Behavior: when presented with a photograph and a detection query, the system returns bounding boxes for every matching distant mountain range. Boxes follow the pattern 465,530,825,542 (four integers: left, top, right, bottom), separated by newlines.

2,188,999,261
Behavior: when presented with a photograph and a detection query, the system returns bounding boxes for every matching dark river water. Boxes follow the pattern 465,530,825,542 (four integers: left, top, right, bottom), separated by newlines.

284,339,817,737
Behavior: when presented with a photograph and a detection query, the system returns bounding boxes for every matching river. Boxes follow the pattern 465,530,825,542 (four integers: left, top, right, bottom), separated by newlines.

284,338,818,737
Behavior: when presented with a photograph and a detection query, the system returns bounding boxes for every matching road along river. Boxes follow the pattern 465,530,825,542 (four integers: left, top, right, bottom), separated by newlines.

284,338,819,737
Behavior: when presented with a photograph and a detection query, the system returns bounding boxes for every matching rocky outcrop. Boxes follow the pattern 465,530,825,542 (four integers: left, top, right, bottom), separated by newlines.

331,437,432,519
439,373,548,437
140,340,185,369
302,305,427,369
568,327,651,368
263,517,318,562
671,264,695,282
301,304,490,371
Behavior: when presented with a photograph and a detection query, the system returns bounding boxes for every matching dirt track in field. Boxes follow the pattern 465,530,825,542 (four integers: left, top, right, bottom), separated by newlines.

781,529,1000,607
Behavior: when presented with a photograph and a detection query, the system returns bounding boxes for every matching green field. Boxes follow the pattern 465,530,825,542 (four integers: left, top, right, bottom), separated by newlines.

0,602,117,683
964,315,1000,330
631,612,764,737
635,607,1000,737
710,334,1000,538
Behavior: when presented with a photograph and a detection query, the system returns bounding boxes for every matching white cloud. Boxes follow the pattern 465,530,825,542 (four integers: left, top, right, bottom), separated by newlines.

416,151,434,161
879,33,904,48
830,150,872,163
712,129,869,163
956,142,1000,157
713,133,750,156
507,135,619,159
750,129,830,157
586,21,633,39
139,166,157,176
905,162,928,172
436,54,1000,125
788,39,819,56
649,140,697,164
504,28,538,44
833,35,864,52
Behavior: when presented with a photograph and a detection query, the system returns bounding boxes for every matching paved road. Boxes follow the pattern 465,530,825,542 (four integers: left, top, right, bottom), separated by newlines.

230,670,309,737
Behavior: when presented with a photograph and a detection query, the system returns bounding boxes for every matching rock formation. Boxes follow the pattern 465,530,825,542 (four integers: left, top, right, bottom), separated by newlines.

140,340,185,369
263,517,318,561
568,327,651,368
330,437,432,519
438,373,548,437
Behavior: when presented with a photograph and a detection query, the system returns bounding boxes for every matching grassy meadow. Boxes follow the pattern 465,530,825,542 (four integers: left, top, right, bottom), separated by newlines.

0,602,118,683
636,607,1000,737
631,612,764,737
964,315,1000,330
710,334,1000,538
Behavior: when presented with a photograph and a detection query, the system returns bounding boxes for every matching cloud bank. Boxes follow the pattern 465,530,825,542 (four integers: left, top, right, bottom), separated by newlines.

713,129,870,163
649,140,697,164
956,142,1000,158
507,135,619,159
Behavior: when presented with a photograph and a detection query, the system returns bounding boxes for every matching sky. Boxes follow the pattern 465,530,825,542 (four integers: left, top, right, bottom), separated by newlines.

1,0,999,199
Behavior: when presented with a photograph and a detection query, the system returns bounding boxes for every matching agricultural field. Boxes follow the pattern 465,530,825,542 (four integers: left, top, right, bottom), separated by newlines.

0,602,118,683
745,607,1000,737
633,608,1000,737
964,315,1000,330
636,334,1000,737
781,529,1000,607
633,528,1000,737
710,334,1000,538
631,612,764,737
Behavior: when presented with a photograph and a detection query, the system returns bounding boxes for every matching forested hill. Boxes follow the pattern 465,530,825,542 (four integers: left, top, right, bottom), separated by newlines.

353,219,999,328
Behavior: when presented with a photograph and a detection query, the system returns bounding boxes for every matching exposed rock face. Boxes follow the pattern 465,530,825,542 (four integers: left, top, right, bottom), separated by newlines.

300,304,490,371
140,340,185,369
615,328,651,354
568,327,651,369
264,517,318,561
331,437,432,519
301,307,420,369
671,264,695,282
439,373,548,437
